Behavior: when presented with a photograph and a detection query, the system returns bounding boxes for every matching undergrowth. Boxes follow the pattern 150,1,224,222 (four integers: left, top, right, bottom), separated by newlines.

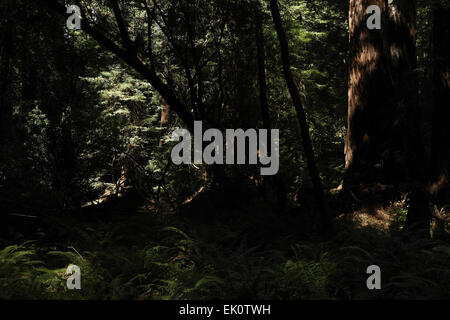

0,205,449,300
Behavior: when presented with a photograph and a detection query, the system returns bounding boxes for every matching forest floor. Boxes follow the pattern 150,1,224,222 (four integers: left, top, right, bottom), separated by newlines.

0,190,449,300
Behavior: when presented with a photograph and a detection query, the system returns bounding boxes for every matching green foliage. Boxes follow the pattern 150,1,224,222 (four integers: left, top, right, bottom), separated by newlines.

271,244,336,299
390,207,409,232
267,0,348,190
0,243,66,299
335,236,450,299
1,209,449,300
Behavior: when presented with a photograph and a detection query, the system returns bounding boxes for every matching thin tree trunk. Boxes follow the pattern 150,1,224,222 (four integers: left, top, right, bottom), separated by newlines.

0,0,14,145
256,10,271,132
159,100,171,147
269,0,331,234
255,7,286,209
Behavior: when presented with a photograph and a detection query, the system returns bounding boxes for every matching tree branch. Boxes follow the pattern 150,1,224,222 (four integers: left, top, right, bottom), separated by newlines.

109,0,135,54
35,0,194,132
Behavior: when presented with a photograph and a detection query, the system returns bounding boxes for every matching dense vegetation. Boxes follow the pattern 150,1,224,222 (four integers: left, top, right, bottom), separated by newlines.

0,0,448,299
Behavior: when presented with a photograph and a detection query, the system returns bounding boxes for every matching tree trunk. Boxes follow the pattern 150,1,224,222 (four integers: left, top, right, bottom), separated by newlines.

345,0,395,186
256,11,271,132
428,2,450,205
255,7,286,209
346,0,420,184
0,0,14,145
159,100,171,147
346,0,431,235
387,0,430,236
269,0,331,234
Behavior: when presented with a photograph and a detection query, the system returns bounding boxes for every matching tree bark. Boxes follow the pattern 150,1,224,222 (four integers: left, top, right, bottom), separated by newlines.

428,2,450,205
0,0,14,145
345,0,394,185
345,0,420,184
255,7,286,209
346,0,431,236
256,10,271,132
159,100,171,147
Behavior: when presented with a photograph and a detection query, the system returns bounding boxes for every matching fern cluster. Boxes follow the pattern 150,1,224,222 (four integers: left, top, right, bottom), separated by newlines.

1,208,448,300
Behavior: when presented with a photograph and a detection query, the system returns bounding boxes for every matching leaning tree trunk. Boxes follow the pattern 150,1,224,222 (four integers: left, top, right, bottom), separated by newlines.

269,0,331,235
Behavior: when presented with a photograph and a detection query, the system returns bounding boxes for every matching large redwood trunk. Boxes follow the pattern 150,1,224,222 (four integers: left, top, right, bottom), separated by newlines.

346,0,421,182
346,0,405,186
346,0,383,182
346,0,420,184
346,0,431,235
